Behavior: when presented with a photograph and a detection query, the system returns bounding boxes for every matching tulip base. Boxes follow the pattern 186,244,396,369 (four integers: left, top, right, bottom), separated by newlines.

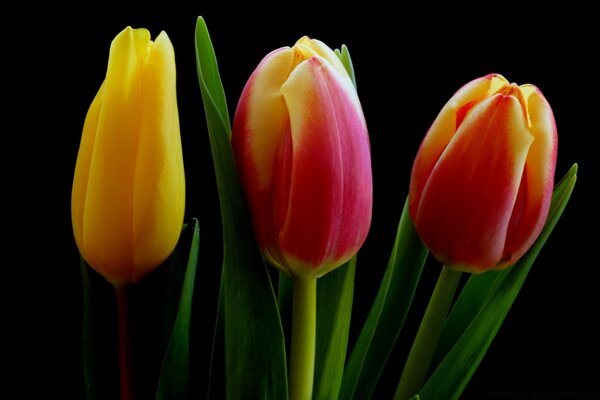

393,265,462,400
289,277,317,400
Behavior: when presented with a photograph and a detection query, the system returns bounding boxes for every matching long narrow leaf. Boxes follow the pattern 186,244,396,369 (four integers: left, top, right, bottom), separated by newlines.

430,269,509,371
162,227,187,345
418,164,577,400
207,280,224,400
314,257,356,399
195,17,288,399
341,199,429,399
156,219,200,400
278,271,293,349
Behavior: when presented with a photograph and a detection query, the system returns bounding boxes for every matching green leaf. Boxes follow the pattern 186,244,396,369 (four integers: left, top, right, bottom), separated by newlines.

162,233,187,346
335,44,357,89
278,271,293,316
341,198,429,399
314,256,356,400
430,268,509,372
195,17,288,399
278,271,293,340
81,259,96,400
207,281,224,400
419,164,577,400
156,219,200,400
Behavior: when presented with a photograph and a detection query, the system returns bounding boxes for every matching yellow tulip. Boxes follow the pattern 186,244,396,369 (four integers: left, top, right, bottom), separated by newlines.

72,27,185,285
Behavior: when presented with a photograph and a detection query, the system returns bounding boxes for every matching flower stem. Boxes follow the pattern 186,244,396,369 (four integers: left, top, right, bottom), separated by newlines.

393,265,462,400
289,277,317,400
115,284,133,400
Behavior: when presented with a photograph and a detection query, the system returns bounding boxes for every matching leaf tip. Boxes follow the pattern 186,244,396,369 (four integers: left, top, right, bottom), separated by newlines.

570,162,578,176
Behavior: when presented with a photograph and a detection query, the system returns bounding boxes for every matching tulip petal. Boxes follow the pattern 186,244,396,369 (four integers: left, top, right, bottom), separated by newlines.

409,74,508,219
501,85,557,266
232,48,296,263
277,56,372,277
130,31,185,283
72,84,104,261
236,48,296,188
415,94,534,272
81,27,152,284
294,37,349,80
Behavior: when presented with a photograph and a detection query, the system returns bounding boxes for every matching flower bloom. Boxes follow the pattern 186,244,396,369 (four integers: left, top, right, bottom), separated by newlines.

409,74,557,273
72,27,185,285
232,37,372,279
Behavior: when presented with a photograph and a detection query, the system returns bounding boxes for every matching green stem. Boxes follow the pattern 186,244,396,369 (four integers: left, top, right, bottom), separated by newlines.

115,284,133,400
289,277,317,400
393,266,462,400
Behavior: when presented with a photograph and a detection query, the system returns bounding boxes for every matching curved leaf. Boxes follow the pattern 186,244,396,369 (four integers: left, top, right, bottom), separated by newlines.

314,257,356,399
156,219,200,399
341,198,428,399
195,17,288,399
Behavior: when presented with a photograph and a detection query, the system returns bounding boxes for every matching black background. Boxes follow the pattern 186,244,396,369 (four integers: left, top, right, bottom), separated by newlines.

11,7,599,399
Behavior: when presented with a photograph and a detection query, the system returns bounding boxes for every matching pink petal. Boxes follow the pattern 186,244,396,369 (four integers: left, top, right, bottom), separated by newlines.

276,56,372,277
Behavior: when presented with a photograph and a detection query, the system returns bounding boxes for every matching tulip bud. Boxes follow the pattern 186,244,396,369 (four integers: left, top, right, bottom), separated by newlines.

72,27,185,285
409,74,557,273
232,37,372,279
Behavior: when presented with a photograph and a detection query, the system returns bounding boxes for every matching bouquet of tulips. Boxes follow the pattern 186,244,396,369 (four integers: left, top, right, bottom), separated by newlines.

72,17,576,400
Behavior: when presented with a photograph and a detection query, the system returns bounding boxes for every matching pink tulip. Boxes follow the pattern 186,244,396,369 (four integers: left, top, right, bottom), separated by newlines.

232,37,372,279
409,74,557,273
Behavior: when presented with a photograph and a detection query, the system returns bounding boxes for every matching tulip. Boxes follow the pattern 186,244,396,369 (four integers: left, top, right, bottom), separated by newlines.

409,74,557,273
232,36,372,280
72,27,185,286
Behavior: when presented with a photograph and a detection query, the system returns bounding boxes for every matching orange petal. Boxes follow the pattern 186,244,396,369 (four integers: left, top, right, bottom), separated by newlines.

409,74,508,220
501,85,557,266
415,93,533,272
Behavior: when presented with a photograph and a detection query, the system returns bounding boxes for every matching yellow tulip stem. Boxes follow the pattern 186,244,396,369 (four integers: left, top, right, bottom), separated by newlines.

115,284,133,400
289,277,317,400
393,265,462,400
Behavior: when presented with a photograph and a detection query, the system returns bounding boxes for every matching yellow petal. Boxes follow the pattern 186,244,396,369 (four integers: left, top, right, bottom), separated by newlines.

294,36,349,79
245,47,295,189
82,27,151,283
131,31,185,282
72,84,104,258
521,84,557,201
499,84,557,265
132,32,185,282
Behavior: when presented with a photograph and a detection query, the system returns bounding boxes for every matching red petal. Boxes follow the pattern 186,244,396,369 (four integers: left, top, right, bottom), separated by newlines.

415,94,533,271
500,85,557,266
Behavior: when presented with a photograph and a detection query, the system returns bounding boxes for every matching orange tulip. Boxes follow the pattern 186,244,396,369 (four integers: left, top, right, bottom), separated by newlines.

409,74,557,273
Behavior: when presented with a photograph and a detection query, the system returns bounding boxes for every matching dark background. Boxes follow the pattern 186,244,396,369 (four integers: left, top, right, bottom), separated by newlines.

12,7,598,399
